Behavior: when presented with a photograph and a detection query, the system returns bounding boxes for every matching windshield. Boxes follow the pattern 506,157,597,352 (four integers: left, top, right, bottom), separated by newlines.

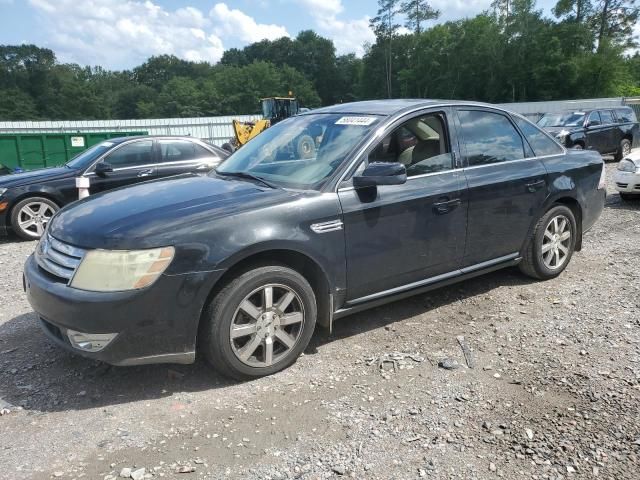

65,142,113,169
215,113,382,190
537,112,585,128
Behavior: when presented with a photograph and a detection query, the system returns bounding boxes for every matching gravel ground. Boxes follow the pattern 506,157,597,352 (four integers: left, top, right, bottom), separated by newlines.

0,163,638,480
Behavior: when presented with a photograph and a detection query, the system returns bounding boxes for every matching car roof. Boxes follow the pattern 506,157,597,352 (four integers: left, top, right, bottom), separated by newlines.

104,135,207,144
306,99,502,117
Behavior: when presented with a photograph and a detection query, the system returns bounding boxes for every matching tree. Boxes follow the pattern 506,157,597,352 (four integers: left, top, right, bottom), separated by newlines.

553,0,593,22
592,0,639,49
399,0,440,34
370,0,402,98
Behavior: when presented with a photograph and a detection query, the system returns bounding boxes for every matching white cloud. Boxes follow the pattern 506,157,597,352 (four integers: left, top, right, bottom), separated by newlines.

210,3,289,43
296,0,375,56
429,0,493,21
26,0,286,69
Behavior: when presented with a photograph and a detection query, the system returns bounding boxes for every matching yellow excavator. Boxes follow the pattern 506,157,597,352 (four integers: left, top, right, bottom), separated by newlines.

222,97,304,153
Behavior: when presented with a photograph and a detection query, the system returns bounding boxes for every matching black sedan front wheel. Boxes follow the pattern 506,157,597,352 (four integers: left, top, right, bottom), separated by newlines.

201,264,317,379
10,196,59,240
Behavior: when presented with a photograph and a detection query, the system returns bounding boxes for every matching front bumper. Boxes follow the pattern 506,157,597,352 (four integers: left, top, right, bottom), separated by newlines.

613,171,640,194
24,254,222,366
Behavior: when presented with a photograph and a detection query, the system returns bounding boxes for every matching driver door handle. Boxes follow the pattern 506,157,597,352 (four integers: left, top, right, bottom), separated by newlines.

137,168,154,178
526,179,546,193
433,198,461,215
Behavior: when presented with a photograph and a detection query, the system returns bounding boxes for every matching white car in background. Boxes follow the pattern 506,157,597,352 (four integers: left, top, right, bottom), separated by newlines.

615,150,640,201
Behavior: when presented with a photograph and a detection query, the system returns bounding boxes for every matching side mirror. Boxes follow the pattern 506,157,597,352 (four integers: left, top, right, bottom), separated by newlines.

353,162,407,188
95,161,113,177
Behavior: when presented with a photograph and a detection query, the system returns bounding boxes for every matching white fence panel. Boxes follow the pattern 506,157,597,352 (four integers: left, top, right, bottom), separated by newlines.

0,115,261,145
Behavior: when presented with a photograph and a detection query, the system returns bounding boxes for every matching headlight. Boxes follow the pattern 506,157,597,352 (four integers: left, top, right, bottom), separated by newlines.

0,188,7,197
617,159,638,173
555,130,570,140
70,247,175,292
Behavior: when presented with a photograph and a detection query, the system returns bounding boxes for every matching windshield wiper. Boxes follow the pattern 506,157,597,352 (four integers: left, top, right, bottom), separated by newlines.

216,170,279,189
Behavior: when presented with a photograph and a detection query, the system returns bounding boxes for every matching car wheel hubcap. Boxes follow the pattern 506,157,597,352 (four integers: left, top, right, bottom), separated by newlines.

541,215,571,270
18,202,55,237
230,284,305,368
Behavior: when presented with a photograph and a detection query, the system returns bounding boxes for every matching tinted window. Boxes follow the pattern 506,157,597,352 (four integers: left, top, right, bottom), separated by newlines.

159,140,212,163
105,140,153,168
599,110,615,124
615,108,637,123
365,113,452,177
458,110,525,166
514,117,564,157
587,111,601,126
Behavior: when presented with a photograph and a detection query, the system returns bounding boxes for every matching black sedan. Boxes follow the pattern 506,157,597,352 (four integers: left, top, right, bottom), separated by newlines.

0,136,228,239
24,100,606,379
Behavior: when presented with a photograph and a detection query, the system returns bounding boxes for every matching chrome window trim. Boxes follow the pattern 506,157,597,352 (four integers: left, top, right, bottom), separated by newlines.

331,102,554,193
81,137,216,176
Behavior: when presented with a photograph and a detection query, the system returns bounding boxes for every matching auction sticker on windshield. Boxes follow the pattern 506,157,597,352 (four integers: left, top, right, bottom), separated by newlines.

335,116,377,126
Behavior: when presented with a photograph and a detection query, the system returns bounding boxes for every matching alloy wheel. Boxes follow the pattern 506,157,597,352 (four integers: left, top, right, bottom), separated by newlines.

541,215,572,270
229,284,305,368
17,202,56,238
622,141,631,157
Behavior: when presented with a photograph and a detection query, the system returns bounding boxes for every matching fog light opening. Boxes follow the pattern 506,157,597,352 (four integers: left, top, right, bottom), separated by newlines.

67,329,117,352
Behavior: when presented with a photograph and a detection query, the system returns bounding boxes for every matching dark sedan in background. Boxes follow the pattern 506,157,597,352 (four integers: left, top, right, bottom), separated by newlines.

24,100,606,379
538,106,638,159
0,136,228,239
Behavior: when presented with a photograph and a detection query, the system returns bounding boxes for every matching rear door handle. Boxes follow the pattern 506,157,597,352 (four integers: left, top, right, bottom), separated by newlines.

433,198,461,214
526,179,546,193
137,168,155,178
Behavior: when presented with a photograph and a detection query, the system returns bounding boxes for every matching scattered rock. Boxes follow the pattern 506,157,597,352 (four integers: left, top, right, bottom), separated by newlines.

438,358,460,370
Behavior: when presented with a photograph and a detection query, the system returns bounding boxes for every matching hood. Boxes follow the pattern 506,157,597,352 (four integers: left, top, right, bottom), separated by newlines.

542,126,578,136
49,174,298,249
0,166,74,188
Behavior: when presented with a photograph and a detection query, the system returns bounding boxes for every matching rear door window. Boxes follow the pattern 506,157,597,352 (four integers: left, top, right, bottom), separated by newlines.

599,110,615,125
158,140,211,163
457,110,525,166
514,116,564,157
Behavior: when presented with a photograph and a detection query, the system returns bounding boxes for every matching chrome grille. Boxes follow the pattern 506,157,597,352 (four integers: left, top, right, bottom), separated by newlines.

36,233,86,282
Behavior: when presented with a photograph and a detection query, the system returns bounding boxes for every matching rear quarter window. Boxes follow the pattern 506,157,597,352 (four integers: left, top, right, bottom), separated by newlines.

615,108,638,123
513,116,564,157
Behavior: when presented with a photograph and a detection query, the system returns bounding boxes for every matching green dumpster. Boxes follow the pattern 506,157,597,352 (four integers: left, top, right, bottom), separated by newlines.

0,131,147,171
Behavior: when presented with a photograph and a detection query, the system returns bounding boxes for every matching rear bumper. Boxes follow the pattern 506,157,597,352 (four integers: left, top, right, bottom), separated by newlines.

583,188,606,234
0,210,8,236
24,254,222,366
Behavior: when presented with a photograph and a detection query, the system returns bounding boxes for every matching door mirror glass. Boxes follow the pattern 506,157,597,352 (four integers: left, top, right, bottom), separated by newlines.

95,161,113,176
353,162,407,188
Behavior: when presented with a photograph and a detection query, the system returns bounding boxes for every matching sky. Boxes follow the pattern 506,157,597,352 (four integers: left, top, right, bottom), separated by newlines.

0,0,558,70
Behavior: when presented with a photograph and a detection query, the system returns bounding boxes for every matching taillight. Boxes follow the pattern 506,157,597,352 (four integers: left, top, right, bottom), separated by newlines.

597,163,606,190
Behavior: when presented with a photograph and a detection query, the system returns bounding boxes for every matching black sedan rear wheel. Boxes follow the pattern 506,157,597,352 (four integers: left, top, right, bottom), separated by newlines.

519,205,577,280
200,264,317,379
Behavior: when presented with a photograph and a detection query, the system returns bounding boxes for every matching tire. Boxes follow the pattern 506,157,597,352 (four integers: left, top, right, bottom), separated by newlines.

519,205,577,280
295,134,316,159
10,196,59,240
221,142,235,154
620,192,640,201
572,143,583,150
200,264,317,380
614,138,632,161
